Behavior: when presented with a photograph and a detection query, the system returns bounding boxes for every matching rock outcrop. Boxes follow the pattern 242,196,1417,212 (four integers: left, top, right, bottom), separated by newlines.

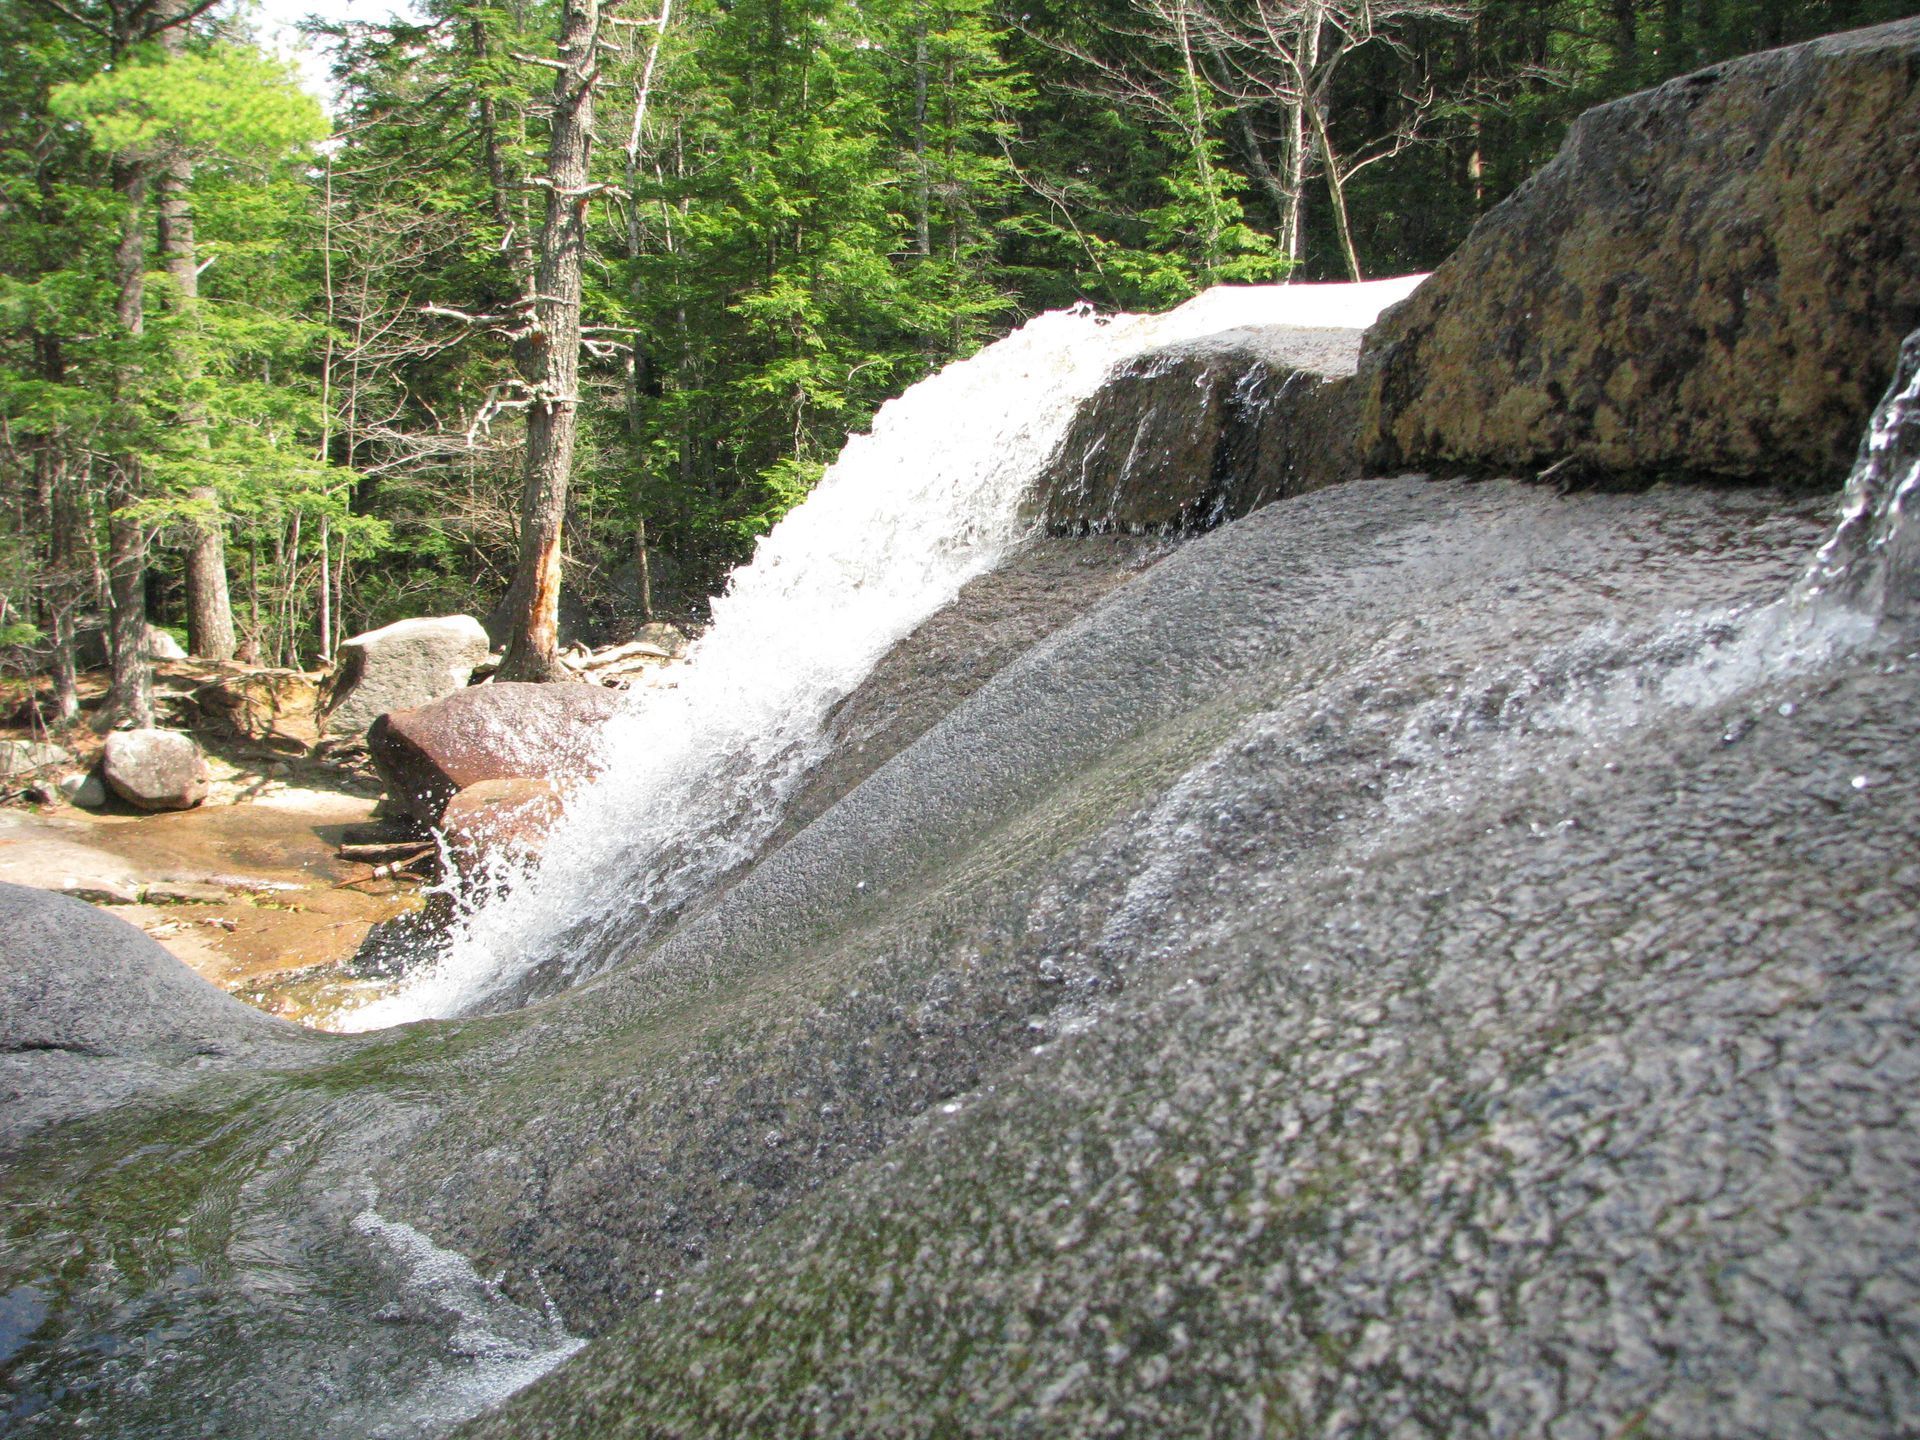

1352,19,1920,485
192,669,318,749
367,680,622,825
1040,326,1365,531
317,615,491,739
101,728,209,811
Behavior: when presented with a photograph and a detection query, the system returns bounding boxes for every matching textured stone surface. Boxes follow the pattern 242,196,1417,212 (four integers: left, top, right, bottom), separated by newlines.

192,668,318,749
1352,19,1920,485
4,478,1917,1440
317,614,491,739
368,680,622,824
1039,325,1363,530
101,728,208,812
770,535,1166,852
440,777,566,870
452,480,1920,1439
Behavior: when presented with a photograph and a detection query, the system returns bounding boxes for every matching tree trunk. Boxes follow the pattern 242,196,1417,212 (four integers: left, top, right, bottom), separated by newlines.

100,495,154,731
97,156,154,731
498,0,611,682
155,81,236,662
913,12,931,260
620,0,671,640
33,335,83,726
635,516,653,623
1305,93,1363,282
317,515,332,665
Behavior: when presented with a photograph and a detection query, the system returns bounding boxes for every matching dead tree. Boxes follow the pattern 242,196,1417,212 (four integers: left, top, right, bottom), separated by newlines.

495,0,639,681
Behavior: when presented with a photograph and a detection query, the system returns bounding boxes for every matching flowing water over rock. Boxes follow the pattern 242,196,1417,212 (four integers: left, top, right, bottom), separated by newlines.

341,279,1422,1027
5,312,1919,1438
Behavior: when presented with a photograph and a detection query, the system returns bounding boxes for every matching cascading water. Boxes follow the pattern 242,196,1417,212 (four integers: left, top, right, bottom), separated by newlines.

337,278,1426,1028
1799,327,1920,616
10,310,1920,1440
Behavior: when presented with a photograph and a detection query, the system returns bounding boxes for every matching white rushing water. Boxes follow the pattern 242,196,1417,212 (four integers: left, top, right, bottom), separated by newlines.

337,278,1425,1029
334,1208,585,1438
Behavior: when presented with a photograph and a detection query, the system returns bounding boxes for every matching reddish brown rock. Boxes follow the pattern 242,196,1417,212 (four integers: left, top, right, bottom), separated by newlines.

367,681,623,824
439,778,567,872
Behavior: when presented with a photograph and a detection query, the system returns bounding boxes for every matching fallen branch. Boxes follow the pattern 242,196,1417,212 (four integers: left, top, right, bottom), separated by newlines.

337,840,435,864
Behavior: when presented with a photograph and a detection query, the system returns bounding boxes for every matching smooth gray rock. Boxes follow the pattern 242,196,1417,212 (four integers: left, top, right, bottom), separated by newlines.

0,883,298,1140
318,614,491,738
57,769,107,808
101,727,209,811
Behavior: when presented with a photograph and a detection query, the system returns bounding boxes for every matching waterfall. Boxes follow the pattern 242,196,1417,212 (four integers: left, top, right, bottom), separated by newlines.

1799,328,1920,617
337,278,1426,1029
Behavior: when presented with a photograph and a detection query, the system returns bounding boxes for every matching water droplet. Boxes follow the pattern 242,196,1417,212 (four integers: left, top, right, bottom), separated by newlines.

1852,774,1871,791
1777,701,1796,718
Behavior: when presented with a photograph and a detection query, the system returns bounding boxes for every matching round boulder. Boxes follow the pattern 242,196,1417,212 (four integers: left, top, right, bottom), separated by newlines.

102,728,210,811
317,614,492,739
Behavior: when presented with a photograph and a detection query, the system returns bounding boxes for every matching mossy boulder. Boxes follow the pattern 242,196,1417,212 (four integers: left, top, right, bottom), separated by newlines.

1352,19,1920,486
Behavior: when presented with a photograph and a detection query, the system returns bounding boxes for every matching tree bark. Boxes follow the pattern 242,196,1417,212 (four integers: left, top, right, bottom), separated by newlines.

912,12,931,260
497,0,613,681
155,25,236,663
635,515,653,623
1305,89,1363,282
33,335,83,725
101,497,154,731
98,156,154,731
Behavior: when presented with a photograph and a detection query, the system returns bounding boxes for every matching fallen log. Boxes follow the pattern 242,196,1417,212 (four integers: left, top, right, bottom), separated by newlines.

336,840,436,864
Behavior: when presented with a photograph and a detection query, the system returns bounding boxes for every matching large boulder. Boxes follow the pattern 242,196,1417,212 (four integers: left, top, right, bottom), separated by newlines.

367,680,623,824
74,622,186,670
1352,19,1920,486
317,615,491,739
0,882,272,1057
101,728,208,811
1039,326,1365,531
0,883,296,1140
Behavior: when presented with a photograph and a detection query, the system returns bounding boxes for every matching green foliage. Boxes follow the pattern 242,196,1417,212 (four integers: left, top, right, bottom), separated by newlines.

6,0,1900,672
51,44,326,166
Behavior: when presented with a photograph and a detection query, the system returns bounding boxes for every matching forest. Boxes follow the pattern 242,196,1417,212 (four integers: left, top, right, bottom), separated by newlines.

1,0,1909,718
